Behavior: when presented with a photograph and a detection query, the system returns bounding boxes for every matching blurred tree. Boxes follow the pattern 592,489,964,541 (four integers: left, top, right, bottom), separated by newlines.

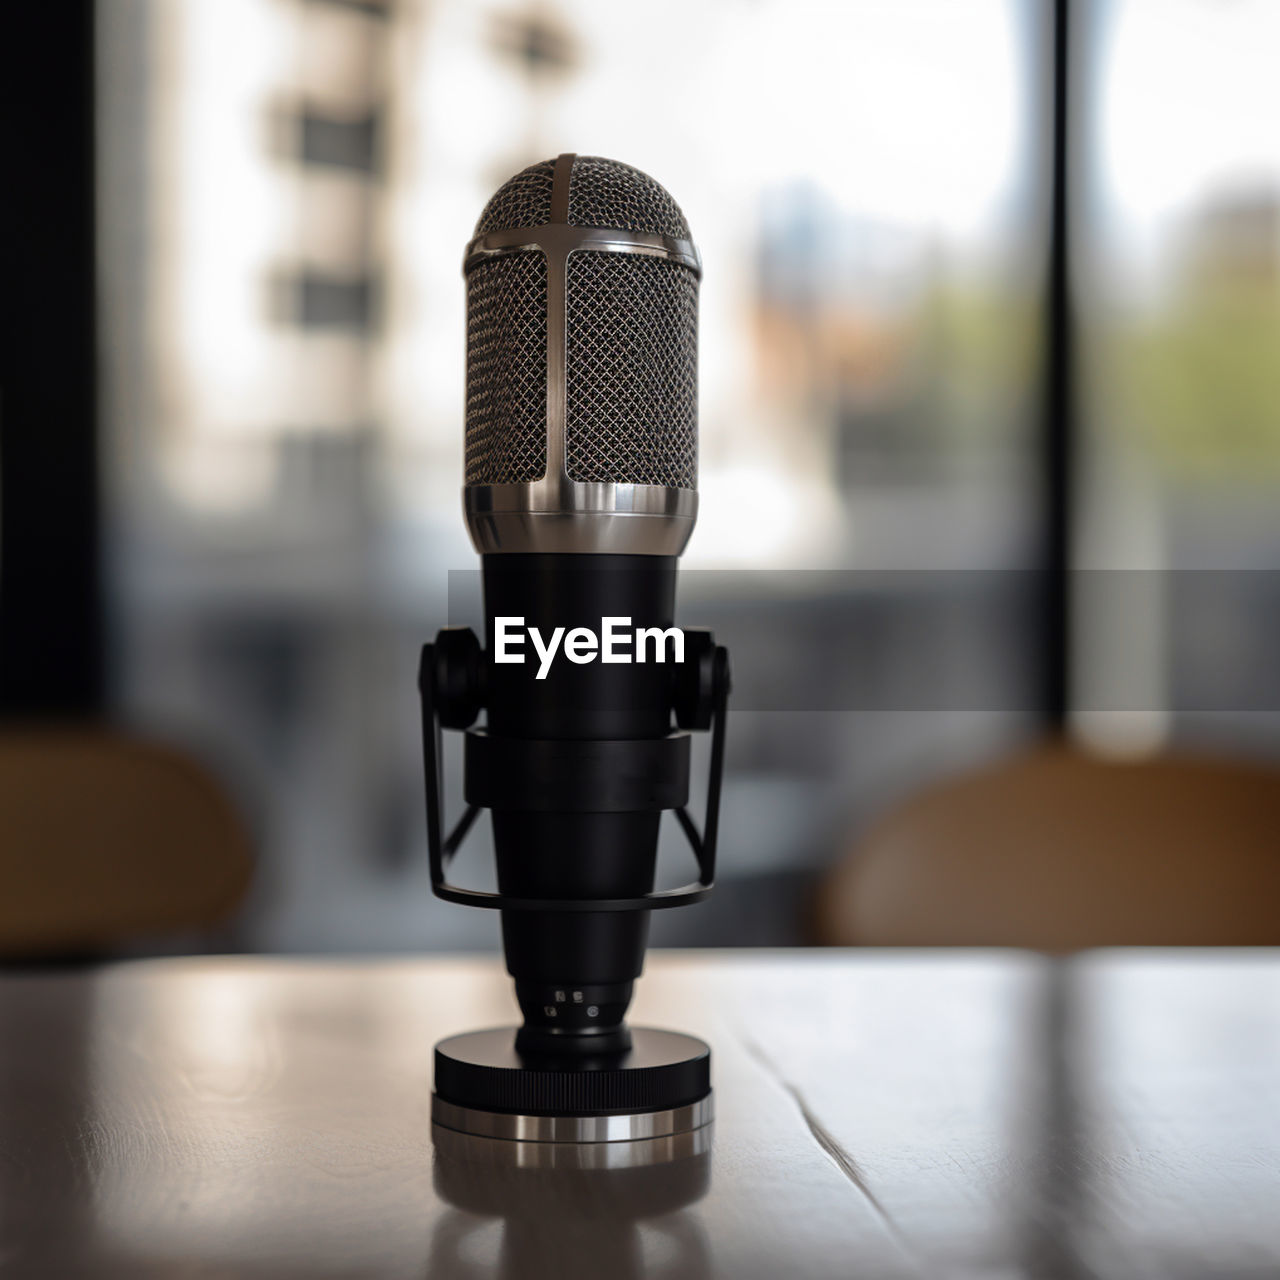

1117,193,1280,482
915,275,1039,449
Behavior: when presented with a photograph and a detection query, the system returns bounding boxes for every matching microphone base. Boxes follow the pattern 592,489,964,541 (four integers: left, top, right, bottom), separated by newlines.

433,1027,712,1143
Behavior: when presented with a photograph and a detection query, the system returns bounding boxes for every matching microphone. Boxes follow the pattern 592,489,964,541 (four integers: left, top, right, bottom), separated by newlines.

421,154,730,1143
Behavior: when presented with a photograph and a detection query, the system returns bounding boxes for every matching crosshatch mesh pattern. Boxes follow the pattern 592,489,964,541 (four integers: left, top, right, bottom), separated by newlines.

474,160,555,233
568,157,691,239
465,253,547,484
565,251,698,488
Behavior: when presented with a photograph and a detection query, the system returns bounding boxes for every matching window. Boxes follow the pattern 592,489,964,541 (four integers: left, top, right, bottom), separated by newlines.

96,1,1059,948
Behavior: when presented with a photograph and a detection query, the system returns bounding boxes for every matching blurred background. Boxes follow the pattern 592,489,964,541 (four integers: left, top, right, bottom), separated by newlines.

2,0,1278,956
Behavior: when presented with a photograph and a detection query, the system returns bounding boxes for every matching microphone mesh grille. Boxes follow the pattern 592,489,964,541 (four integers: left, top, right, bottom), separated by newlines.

465,252,548,485
465,156,698,491
567,156,691,238
475,160,555,234
565,251,697,488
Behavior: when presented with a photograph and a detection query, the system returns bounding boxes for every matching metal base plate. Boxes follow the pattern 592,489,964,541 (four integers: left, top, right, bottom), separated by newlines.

432,1026,712,1142
432,1094,713,1144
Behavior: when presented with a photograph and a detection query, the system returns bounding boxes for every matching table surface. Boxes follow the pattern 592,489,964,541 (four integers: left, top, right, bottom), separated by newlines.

1,949,1277,1280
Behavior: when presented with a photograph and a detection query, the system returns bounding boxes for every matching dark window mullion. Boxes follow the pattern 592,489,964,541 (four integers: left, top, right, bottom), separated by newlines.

1040,0,1076,733
0,0,103,716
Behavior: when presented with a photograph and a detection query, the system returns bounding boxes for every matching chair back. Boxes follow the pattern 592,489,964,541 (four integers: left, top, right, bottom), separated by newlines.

0,729,252,955
815,746,1280,948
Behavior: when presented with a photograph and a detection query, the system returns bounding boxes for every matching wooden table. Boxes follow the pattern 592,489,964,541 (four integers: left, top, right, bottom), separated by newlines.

1,950,1277,1278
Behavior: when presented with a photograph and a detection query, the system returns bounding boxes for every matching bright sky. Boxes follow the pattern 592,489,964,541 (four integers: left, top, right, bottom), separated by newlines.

1097,0,1280,246
552,0,1029,244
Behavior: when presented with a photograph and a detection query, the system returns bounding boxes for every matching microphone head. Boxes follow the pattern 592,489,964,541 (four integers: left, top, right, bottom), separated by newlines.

462,155,700,557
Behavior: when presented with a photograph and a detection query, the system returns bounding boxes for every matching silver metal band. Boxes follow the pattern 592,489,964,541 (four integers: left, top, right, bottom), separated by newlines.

463,482,697,556
431,1117,712,1170
462,152,699,557
431,1094,714,1144
463,224,702,276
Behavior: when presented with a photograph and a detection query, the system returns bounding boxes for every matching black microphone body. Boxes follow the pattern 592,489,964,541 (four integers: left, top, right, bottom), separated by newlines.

483,553,676,1057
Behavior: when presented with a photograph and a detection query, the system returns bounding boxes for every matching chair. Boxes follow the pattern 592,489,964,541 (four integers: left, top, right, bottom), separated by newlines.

814,744,1280,949
0,728,253,956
